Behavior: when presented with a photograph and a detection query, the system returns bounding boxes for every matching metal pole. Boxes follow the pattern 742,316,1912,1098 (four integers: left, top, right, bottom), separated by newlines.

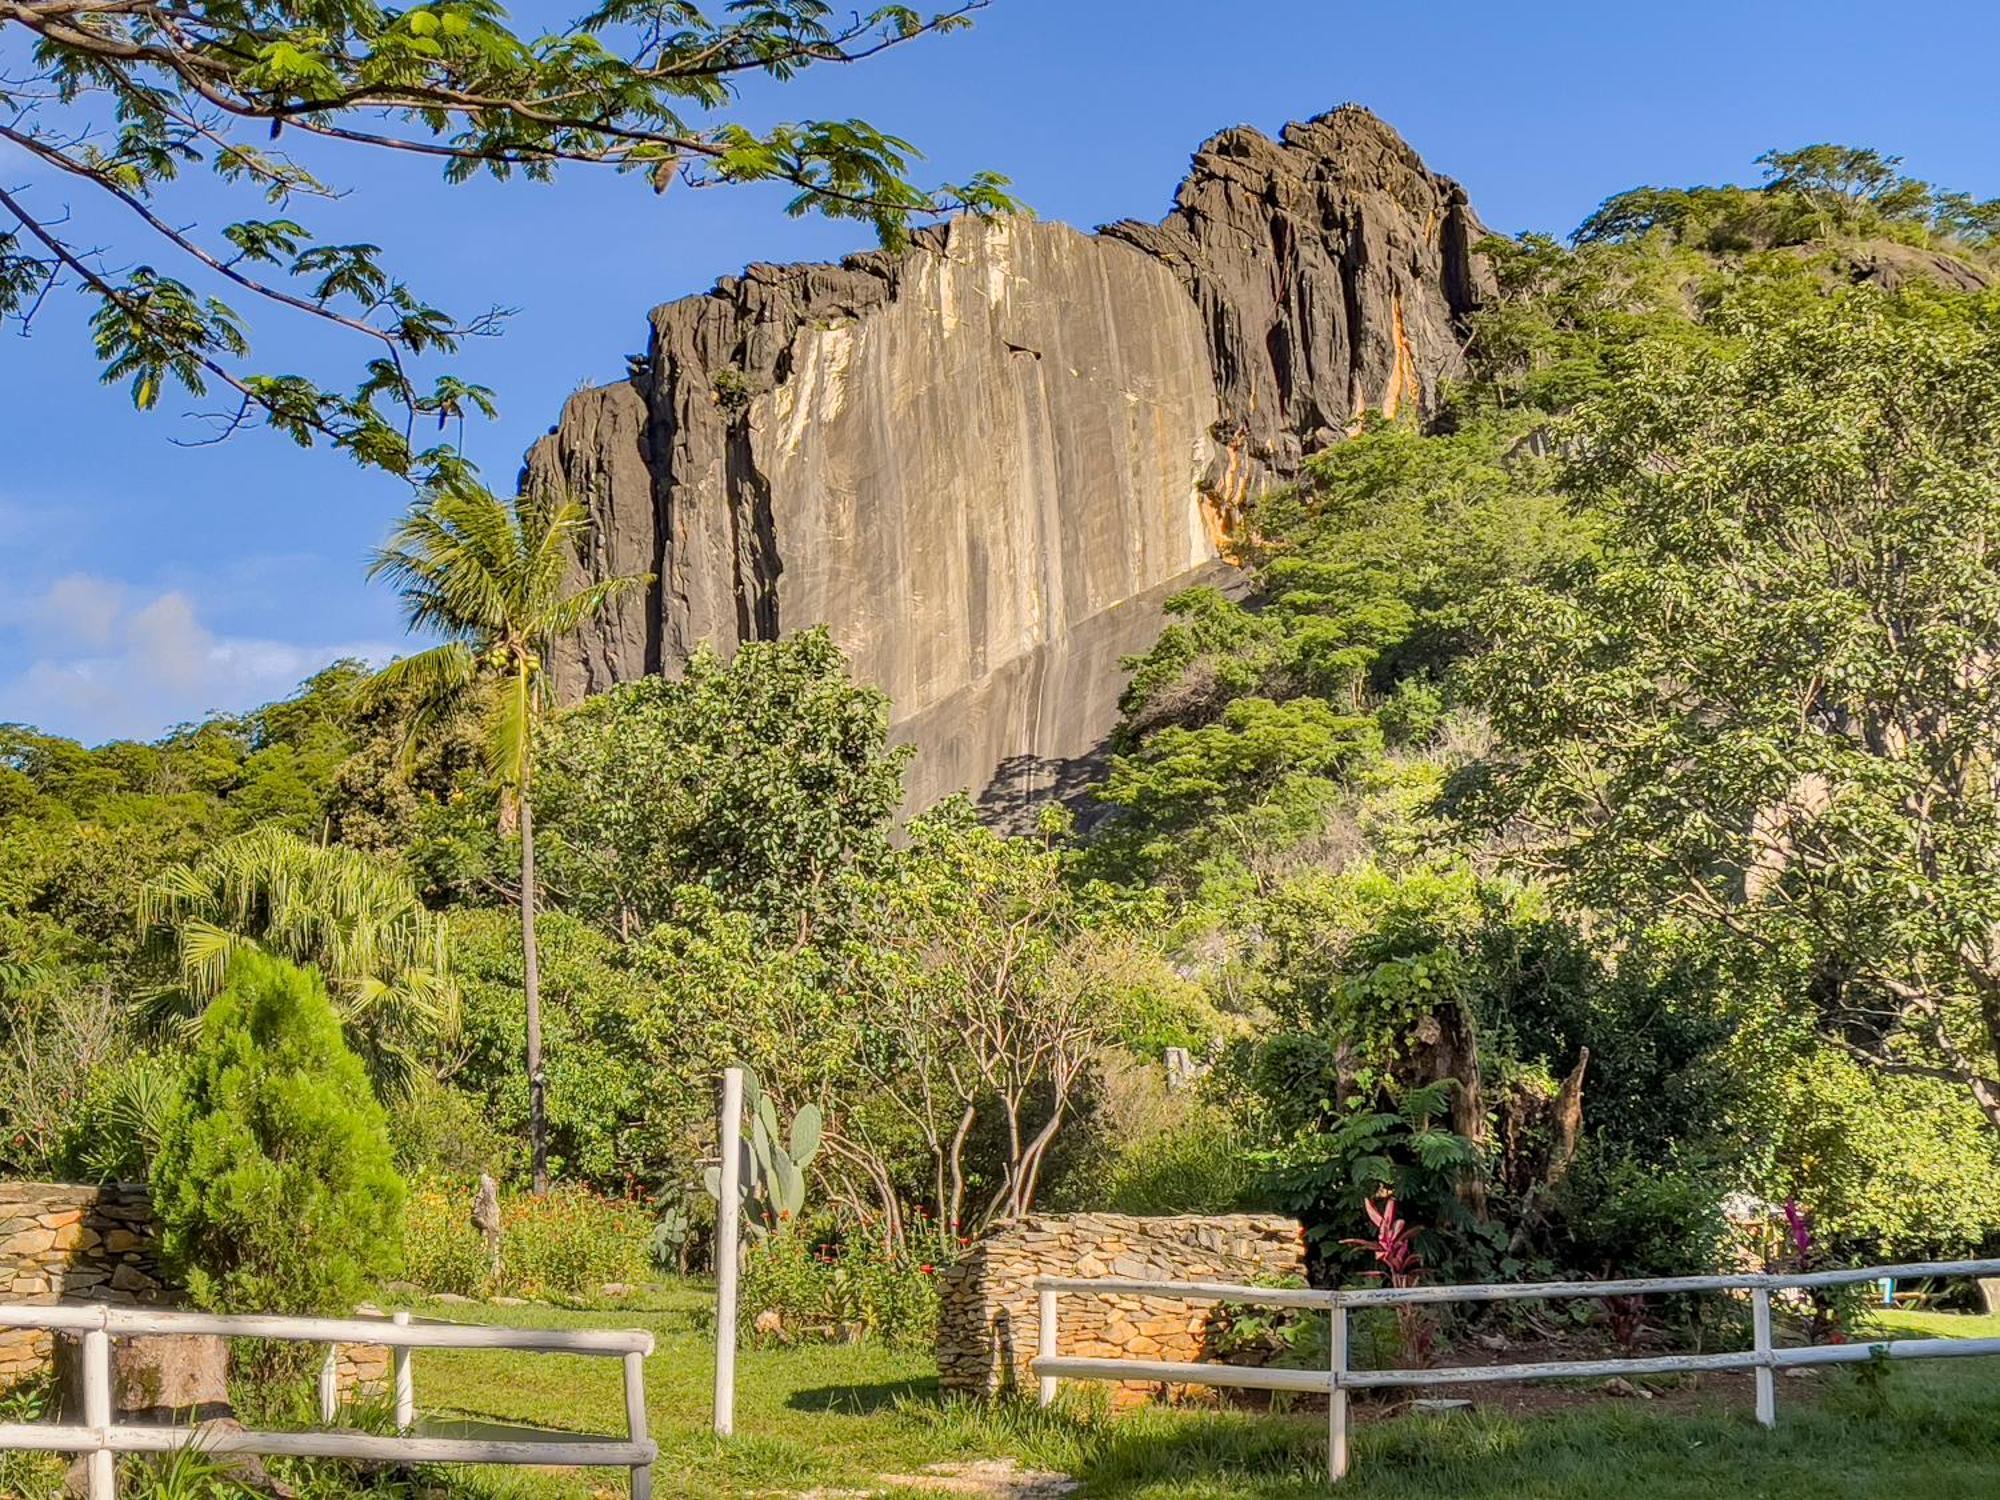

713,1066,744,1438
1037,1287,1059,1407
624,1350,651,1499
1329,1297,1350,1483
82,1318,114,1500
392,1310,414,1432
1751,1288,1776,1429
317,1346,338,1423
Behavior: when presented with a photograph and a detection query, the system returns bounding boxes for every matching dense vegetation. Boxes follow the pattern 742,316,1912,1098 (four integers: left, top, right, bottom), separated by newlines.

6,141,2000,1364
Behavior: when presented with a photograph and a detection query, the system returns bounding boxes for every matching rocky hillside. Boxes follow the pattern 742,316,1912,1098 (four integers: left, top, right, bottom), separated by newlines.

523,106,1490,817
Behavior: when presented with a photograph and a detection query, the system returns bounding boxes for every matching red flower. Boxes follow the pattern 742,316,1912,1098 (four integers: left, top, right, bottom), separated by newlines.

920,1264,935,1275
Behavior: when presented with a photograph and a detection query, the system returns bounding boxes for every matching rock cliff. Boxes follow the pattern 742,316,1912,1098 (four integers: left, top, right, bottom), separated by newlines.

523,106,1489,817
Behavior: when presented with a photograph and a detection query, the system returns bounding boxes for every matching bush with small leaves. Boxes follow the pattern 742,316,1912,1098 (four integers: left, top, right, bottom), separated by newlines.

151,951,404,1316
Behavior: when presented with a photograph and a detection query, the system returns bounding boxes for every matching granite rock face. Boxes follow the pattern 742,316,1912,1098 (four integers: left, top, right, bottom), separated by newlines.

524,106,1488,817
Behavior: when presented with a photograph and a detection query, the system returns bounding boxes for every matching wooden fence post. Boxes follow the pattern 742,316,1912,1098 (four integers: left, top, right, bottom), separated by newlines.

713,1066,744,1438
392,1310,414,1432
624,1350,651,1499
317,1346,338,1424
1751,1288,1776,1429
1037,1287,1058,1407
82,1316,114,1500
1329,1296,1350,1483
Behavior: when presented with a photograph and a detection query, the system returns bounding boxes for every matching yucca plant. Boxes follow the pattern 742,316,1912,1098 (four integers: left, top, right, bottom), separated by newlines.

369,482,648,1193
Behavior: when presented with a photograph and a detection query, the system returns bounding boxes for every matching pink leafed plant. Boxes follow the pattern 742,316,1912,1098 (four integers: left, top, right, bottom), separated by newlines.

1341,1193,1434,1367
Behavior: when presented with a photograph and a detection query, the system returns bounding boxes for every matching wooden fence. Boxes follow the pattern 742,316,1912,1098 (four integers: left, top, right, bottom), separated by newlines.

1031,1256,2000,1483
0,1302,656,1499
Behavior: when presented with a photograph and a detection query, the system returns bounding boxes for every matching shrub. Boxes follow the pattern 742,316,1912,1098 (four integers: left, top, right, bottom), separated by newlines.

151,952,404,1315
1100,1107,1253,1216
400,1180,491,1297
502,1185,653,1296
1548,1146,1729,1279
401,1178,652,1298
387,1074,508,1181
739,1231,942,1347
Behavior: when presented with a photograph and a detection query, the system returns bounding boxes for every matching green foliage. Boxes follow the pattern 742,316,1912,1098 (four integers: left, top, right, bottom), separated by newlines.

2,0,1011,481
1091,417,1585,899
738,1230,943,1347
139,824,456,1091
705,1070,825,1238
1095,1105,1254,1217
540,628,908,942
1745,1042,2000,1257
448,908,653,1184
150,951,405,1315
1460,283,2000,1132
401,1177,651,1298
1256,1081,1484,1276
1546,1146,1731,1279
1575,144,2000,256
370,481,651,1190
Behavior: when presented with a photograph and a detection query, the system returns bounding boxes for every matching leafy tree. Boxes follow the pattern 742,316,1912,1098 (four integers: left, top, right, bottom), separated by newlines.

1460,284,2000,1132
1,0,1012,481
540,627,908,945
1092,418,1582,898
836,802,1140,1247
368,482,647,1191
151,950,404,1315
139,823,455,1089
448,906,654,1185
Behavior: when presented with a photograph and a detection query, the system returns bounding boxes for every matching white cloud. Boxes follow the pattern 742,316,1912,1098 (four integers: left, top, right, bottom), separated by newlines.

34,573,126,649
0,574,400,742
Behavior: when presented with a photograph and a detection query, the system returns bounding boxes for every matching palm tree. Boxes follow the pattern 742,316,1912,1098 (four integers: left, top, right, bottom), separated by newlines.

368,483,647,1194
139,824,456,1093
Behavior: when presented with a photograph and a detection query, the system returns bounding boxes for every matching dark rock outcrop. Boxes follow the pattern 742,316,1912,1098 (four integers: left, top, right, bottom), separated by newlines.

524,106,1488,817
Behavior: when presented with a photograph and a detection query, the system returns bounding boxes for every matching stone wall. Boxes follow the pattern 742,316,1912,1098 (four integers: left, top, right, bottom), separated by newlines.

0,1180,386,1402
936,1213,1306,1405
0,1182,165,1386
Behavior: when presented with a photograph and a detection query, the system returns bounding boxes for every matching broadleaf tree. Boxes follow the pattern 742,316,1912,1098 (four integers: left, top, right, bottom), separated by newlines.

0,0,1014,481
1460,283,2000,1133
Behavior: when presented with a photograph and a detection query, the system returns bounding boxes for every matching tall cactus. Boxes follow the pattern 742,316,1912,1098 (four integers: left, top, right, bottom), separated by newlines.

704,1070,822,1237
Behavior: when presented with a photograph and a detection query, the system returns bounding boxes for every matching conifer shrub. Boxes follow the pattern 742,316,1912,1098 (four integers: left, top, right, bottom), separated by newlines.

151,951,405,1316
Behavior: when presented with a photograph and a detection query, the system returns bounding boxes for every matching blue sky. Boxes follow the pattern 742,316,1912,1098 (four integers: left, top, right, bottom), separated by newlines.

6,0,2000,743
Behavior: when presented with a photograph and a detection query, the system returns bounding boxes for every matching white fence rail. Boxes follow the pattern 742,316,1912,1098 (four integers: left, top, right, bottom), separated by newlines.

1031,1256,2000,1484
0,1302,657,1500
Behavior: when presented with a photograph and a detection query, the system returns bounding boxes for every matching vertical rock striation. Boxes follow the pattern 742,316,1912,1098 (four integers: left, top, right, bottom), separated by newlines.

523,106,1488,816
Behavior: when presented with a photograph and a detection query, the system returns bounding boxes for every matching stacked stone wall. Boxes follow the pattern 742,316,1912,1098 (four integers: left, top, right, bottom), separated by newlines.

0,1180,385,1401
935,1212,1306,1406
0,1182,164,1386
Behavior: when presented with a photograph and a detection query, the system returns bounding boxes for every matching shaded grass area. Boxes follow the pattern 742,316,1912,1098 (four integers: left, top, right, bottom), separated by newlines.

403,1295,2000,1499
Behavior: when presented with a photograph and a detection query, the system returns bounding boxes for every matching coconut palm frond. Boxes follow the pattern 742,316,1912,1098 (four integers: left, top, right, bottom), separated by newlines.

544,573,654,642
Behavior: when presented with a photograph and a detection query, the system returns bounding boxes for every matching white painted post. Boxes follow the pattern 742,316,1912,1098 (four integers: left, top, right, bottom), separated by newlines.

82,1320,114,1500
317,1346,338,1423
1037,1286,1058,1407
392,1310,414,1432
1751,1288,1776,1429
1329,1297,1350,1483
623,1350,651,1499
713,1066,744,1438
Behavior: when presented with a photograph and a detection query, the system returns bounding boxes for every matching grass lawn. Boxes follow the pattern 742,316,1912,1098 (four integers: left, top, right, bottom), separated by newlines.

401,1290,2000,1500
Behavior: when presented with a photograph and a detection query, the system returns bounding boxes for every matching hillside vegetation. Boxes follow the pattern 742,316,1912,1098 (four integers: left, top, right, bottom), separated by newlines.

6,142,2000,1342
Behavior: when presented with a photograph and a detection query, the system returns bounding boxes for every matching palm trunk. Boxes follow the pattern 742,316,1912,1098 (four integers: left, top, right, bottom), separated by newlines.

521,792,548,1197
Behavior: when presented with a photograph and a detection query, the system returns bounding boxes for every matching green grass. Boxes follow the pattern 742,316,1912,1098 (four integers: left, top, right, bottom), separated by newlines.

389,1293,2000,1500
7,1295,1987,1497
